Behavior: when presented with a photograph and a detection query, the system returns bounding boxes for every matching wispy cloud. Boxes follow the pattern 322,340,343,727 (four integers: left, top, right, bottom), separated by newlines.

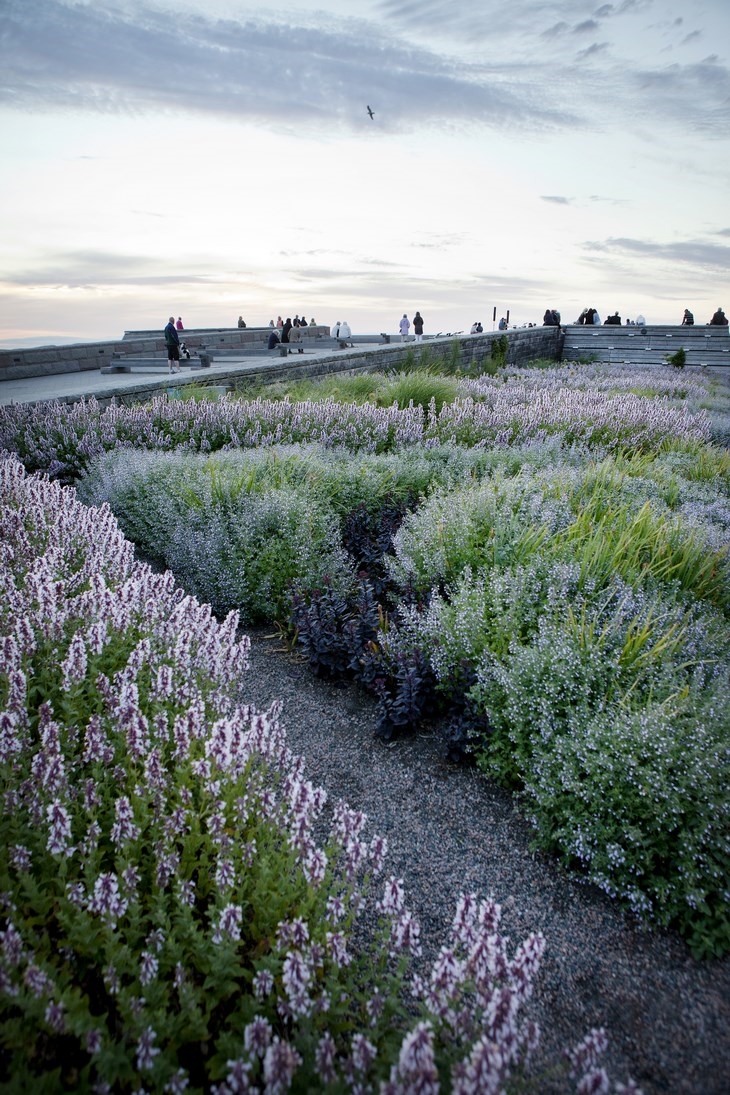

575,42,609,60
0,0,574,132
583,236,730,272
3,0,727,140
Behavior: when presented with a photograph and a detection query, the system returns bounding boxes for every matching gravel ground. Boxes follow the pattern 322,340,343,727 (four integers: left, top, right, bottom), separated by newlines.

240,626,730,1095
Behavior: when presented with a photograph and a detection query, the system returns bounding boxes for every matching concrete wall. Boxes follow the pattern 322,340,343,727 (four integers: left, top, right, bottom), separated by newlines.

0,327,330,380
0,339,138,380
0,326,561,387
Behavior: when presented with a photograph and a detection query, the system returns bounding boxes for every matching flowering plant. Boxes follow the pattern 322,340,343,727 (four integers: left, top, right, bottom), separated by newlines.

0,458,639,1091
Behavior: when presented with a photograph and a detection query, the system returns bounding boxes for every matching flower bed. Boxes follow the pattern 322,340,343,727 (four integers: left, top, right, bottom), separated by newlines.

1,456,641,1092
1,360,728,966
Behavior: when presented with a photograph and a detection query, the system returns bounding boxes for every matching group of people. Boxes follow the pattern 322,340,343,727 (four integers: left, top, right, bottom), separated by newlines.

167,302,729,371
331,320,352,345
266,314,320,352
683,307,729,326
398,312,424,341
575,308,647,327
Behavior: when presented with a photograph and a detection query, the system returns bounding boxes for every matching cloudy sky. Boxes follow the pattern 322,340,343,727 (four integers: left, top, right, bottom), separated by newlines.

1,0,728,345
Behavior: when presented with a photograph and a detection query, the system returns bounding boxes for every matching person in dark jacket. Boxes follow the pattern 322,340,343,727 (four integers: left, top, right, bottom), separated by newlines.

709,308,728,326
413,311,424,341
682,309,694,326
164,316,181,374
282,318,293,343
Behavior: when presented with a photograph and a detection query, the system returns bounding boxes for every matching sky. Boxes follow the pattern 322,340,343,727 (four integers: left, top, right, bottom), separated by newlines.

0,0,729,347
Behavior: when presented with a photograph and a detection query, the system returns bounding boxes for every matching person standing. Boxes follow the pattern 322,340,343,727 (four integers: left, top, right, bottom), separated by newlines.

413,311,424,341
164,316,181,374
282,317,293,343
399,313,410,341
175,316,184,330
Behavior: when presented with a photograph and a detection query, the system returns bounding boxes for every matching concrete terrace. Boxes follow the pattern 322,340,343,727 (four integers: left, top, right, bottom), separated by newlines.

0,326,558,407
1,323,728,408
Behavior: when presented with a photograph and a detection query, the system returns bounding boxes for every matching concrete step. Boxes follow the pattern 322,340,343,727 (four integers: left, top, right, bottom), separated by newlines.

561,324,729,367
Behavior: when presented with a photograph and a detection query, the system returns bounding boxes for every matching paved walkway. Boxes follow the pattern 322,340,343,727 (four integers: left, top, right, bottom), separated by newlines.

1,342,728,409
0,344,379,407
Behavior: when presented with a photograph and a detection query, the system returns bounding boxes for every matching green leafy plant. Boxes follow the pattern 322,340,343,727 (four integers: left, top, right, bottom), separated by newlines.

490,334,509,367
664,346,686,369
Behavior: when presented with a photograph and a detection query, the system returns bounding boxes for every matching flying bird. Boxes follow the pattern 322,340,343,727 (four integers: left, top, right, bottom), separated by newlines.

367,105,374,119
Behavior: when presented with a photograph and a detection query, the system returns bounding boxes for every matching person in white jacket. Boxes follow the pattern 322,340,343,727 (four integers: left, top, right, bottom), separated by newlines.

338,320,352,345
399,314,410,341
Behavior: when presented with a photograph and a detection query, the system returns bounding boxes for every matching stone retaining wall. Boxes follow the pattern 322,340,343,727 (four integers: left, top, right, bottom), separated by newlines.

0,326,561,388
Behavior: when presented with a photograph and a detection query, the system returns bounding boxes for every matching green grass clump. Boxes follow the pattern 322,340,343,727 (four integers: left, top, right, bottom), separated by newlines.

374,370,462,414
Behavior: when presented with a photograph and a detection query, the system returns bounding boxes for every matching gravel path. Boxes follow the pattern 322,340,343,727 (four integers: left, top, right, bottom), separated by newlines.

240,626,730,1095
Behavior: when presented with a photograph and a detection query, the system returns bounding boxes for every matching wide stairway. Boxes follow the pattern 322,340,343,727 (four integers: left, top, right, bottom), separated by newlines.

561,324,730,368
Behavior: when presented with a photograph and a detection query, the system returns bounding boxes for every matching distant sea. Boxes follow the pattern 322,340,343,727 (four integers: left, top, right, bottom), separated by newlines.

0,336,102,350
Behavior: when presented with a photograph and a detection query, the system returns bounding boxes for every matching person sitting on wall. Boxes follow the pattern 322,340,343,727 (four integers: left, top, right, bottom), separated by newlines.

498,316,508,330
238,316,246,328
604,311,621,325
682,309,694,326
709,307,728,326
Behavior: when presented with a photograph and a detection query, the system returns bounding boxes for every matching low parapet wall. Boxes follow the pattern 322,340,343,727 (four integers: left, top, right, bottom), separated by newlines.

0,338,138,380
0,327,330,380
0,325,560,386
